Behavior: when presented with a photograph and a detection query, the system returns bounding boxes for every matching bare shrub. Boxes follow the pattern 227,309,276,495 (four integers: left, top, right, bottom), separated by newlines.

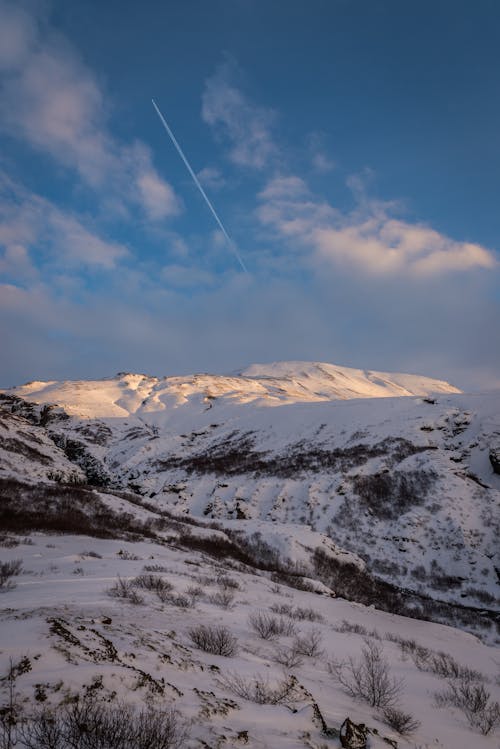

80,550,102,559
0,559,23,591
107,576,144,605
292,606,324,623
186,584,204,603
427,652,484,682
217,574,240,590
435,678,500,735
133,574,173,594
18,697,189,749
383,707,420,735
195,574,217,586
217,672,301,705
336,620,368,636
167,594,192,608
270,604,324,623
329,639,403,708
248,611,296,640
270,603,294,617
208,589,235,609
393,636,485,683
352,468,436,520
292,628,324,658
0,536,21,548
272,644,304,669
188,624,238,656
17,708,65,749
143,564,169,573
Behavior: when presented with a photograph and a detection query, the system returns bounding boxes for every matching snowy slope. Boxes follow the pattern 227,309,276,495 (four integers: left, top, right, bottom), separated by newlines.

1,362,498,627
0,528,499,748
0,407,85,484
9,360,460,416
1,362,499,746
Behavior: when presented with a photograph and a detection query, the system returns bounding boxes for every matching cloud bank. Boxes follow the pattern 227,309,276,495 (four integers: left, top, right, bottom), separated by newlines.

0,0,180,221
257,176,496,277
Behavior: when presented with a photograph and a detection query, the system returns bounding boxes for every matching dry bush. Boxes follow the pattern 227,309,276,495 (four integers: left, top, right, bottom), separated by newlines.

0,478,157,541
208,589,235,609
188,624,238,656
166,593,192,608
393,636,485,683
329,639,403,709
292,606,324,623
0,559,23,591
435,678,500,735
272,644,304,669
292,628,324,658
425,652,484,682
248,611,296,640
107,576,144,605
352,468,436,520
186,584,204,603
217,672,301,705
339,618,367,634
133,574,173,594
270,603,324,623
383,707,420,736
216,574,240,590
270,603,294,617
18,696,189,749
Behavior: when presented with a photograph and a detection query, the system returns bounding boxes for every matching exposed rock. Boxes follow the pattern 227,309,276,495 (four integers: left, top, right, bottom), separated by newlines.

489,448,500,475
340,717,367,749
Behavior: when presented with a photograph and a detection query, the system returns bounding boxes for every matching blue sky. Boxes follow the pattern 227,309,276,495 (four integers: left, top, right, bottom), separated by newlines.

1,0,499,389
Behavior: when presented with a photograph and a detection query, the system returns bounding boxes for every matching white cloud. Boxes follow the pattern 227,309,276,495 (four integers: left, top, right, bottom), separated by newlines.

311,152,336,173
0,243,37,280
48,213,128,269
136,171,181,221
0,0,179,222
313,217,496,276
202,62,277,169
0,172,129,272
196,166,227,191
257,175,497,277
258,176,309,201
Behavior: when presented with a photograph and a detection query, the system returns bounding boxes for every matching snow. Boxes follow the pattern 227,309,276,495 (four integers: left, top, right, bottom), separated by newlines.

1,360,499,746
0,530,498,748
7,360,460,418
1,363,498,613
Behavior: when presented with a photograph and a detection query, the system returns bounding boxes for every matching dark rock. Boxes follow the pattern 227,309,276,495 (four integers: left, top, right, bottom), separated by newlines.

340,717,367,749
489,448,500,475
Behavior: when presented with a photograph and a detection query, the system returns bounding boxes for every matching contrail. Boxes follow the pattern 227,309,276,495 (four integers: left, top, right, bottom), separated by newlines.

152,98,248,274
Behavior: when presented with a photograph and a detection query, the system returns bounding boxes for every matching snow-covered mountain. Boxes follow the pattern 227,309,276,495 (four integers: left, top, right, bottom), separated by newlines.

8,361,461,417
2,361,498,622
1,361,500,747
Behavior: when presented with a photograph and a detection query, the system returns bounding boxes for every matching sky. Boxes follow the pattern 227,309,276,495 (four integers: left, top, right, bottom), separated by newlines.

0,0,499,390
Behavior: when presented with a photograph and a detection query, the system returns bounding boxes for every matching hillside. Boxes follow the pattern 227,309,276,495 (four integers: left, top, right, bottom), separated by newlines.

1,362,498,622
1,361,500,747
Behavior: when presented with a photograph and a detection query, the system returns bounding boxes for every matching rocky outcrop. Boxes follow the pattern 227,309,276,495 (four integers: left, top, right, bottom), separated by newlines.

489,448,500,475
340,718,367,749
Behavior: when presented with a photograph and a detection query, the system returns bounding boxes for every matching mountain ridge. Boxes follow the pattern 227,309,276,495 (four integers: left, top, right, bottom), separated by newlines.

4,360,461,419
